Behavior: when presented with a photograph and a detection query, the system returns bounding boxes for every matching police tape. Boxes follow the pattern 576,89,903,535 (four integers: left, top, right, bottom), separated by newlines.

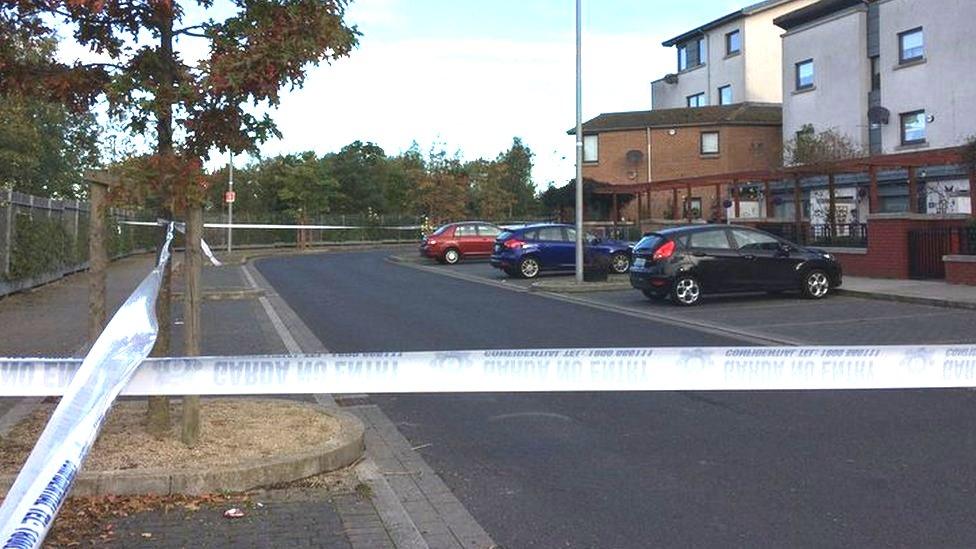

0,224,176,549
3,345,976,396
120,220,422,231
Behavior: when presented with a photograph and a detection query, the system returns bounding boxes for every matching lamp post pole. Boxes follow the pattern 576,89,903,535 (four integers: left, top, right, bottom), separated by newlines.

574,0,584,283
227,152,234,253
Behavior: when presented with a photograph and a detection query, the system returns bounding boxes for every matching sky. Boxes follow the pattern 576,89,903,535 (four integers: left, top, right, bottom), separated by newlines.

59,0,746,191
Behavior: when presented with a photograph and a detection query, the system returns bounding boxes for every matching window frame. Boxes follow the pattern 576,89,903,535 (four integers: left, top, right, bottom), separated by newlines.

687,229,734,250
870,55,881,91
795,59,814,90
538,226,564,241
725,30,741,56
729,228,782,252
477,224,501,237
687,92,706,108
700,131,720,155
900,110,927,145
677,37,704,72
898,27,924,64
455,224,478,237
718,85,732,105
582,134,599,163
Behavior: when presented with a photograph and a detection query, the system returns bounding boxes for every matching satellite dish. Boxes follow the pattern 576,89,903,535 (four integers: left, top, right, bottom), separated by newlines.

664,73,679,85
625,150,643,165
868,106,890,125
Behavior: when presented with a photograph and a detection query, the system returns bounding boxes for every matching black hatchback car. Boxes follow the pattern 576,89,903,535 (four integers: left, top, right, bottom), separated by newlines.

629,225,842,306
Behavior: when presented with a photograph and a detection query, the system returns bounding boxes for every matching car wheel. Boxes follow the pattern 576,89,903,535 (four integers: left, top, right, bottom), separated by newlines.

610,253,631,274
801,269,830,299
670,275,702,306
518,257,541,279
641,289,666,301
443,248,460,265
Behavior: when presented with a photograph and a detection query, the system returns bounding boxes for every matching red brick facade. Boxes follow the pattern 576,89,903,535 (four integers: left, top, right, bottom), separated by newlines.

583,124,782,221
946,258,976,286
827,215,972,282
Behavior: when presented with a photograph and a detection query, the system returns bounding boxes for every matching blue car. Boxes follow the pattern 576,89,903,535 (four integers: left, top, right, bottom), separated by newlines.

489,223,633,279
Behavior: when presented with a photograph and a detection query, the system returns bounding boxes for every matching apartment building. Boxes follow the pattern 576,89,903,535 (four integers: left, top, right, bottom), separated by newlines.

651,0,818,110
776,0,975,214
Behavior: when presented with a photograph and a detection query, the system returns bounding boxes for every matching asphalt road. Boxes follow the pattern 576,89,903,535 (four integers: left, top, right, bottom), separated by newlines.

257,251,976,548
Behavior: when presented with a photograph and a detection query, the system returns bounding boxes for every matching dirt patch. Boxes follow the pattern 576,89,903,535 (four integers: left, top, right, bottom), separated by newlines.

0,398,338,474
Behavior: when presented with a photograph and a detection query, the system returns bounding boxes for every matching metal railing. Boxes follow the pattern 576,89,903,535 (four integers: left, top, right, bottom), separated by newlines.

755,222,869,248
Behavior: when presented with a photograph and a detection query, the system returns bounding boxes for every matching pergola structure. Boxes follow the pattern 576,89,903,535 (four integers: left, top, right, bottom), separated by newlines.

593,145,975,227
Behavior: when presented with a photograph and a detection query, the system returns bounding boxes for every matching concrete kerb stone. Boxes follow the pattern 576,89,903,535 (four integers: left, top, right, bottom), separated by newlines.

836,288,976,311
0,407,365,497
528,277,631,293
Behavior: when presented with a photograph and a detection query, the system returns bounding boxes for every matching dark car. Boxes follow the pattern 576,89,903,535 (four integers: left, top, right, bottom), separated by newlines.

420,222,503,264
629,225,842,306
489,223,632,278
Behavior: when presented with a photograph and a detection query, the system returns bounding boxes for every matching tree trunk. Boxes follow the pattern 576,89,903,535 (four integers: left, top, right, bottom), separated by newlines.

181,205,203,446
147,205,172,438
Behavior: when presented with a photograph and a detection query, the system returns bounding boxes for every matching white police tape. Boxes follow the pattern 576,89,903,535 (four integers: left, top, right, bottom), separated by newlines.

0,223,176,549
2,345,976,396
120,220,422,231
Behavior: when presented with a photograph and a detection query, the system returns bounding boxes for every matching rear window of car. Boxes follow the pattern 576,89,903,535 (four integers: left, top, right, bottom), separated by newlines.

634,234,664,252
497,231,514,241
431,225,451,236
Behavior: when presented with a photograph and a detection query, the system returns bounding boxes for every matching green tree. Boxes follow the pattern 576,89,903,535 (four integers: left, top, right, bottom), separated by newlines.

495,137,536,217
385,142,425,213
326,140,389,213
0,37,99,198
466,158,514,220
1,0,358,445
410,146,468,223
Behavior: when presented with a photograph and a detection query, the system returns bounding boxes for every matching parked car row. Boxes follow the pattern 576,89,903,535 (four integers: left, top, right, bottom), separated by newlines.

420,222,843,306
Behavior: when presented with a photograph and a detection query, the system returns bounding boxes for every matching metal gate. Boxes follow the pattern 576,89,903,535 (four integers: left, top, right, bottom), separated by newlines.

908,228,953,279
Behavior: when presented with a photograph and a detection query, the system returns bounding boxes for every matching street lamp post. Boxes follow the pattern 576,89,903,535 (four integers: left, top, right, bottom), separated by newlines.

574,0,584,283
227,153,234,253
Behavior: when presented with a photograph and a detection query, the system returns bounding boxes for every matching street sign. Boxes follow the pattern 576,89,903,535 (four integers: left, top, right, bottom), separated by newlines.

224,191,236,203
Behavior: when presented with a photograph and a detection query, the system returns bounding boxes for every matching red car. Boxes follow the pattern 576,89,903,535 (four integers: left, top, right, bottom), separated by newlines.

420,222,503,264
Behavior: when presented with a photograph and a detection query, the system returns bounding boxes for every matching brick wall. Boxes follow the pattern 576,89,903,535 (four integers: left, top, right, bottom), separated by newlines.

830,215,972,279
946,257,976,286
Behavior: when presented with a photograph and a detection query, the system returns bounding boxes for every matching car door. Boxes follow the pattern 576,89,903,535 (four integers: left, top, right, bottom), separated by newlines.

729,228,804,290
453,224,479,255
476,224,501,256
536,226,571,269
684,228,745,292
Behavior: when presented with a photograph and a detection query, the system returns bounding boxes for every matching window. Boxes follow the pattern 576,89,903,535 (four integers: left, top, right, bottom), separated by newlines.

700,131,719,155
583,134,599,162
477,225,500,237
795,59,814,90
687,92,706,108
455,224,477,237
718,85,732,105
730,229,781,252
687,198,702,218
899,27,924,63
726,30,741,56
688,229,732,249
900,110,926,145
678,38,704,71
563,228,577,242
870,56,880,91
538,227,563,241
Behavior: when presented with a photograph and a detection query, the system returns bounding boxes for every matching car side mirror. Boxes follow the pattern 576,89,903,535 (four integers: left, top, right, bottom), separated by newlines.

588,237,601,245
777,243,792,256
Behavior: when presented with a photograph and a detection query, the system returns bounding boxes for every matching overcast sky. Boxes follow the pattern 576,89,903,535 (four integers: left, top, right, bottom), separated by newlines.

59,0,745,190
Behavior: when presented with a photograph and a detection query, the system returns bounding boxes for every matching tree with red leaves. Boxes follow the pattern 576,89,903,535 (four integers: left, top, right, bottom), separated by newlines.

1,0,359,444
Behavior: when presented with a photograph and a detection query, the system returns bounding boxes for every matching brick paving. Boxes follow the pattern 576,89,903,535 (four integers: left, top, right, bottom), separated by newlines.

105,488,364,548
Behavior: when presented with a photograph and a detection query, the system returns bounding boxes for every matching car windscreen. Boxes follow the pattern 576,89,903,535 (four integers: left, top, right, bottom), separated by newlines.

633,234,664,253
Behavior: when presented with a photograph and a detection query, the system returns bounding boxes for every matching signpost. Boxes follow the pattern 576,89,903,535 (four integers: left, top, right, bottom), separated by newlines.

226,154,234,253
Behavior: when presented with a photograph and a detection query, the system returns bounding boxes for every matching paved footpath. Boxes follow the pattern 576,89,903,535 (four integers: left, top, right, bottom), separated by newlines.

1,247,492,548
